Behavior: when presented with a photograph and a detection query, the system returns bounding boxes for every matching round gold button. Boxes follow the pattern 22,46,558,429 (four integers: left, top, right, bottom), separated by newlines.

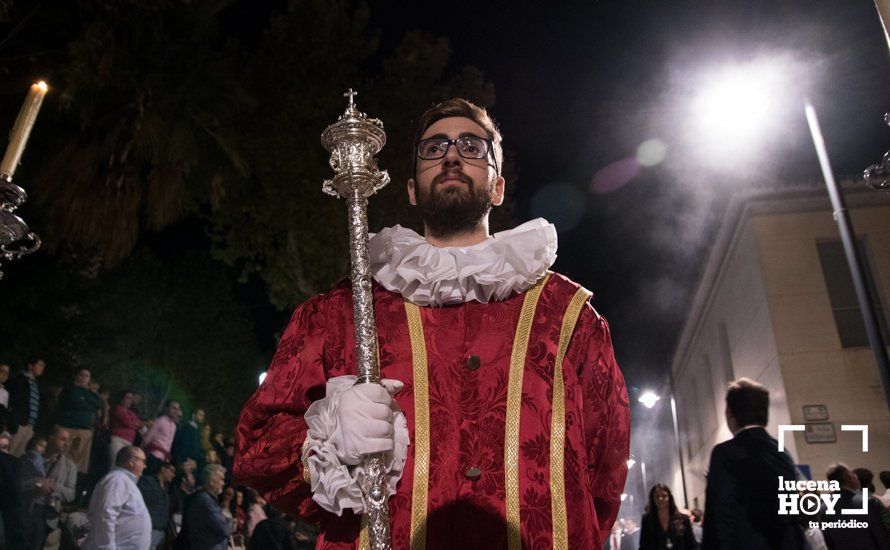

465,466,482,480
466,355,481,371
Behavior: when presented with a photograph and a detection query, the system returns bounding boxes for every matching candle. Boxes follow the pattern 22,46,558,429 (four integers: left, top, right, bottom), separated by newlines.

0,81,48,179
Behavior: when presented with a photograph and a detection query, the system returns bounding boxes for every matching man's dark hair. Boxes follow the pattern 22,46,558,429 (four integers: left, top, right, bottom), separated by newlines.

880,471,890,490
115,445,140,467
413,98,503,176
725,377,769,427
853,467,876,492
26,355,45,367
160,400,180,417
25,435,47,452
826,462,851,484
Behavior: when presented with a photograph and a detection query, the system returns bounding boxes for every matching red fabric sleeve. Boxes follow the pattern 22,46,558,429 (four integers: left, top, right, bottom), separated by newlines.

234,293,330,522
570,306,631,536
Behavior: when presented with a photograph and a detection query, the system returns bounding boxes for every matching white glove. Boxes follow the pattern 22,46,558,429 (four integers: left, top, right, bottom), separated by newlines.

331,379,404,465
303,375,409,515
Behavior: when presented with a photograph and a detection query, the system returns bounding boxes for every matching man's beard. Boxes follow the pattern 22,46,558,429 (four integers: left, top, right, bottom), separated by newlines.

415,168,494,238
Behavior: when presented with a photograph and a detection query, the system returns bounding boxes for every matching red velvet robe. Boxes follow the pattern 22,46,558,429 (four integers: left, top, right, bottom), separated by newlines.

234,272,630,549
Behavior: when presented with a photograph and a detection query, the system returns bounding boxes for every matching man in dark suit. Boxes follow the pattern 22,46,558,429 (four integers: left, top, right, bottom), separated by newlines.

702,378,806,549
176,463,231,550
822,463,890,550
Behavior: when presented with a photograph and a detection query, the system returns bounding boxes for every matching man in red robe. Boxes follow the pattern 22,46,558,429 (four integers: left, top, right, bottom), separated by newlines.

234,98,630,549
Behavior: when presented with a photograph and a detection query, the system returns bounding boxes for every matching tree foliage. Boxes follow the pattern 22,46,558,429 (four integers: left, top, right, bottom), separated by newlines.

6,0,499,307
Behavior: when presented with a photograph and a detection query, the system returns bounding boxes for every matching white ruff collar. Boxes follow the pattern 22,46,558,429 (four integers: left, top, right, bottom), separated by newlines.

369,218,558,307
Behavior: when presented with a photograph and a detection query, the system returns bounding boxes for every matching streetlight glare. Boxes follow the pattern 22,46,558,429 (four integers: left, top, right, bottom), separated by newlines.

258,371,267,385
638,391,660,409
692,66,772,147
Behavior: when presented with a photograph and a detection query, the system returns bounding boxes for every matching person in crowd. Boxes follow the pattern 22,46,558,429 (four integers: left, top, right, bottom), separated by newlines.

243,487,268,539
109,390,143,468
823,463,890,550
220,439,234,479
0,363,10,431
7,356,45,457
18,435,50,548
219,486,235,523
879,471,890,508
142,400,182,470
39,427,78,550
54,368,106,475
170,458,198,516
138,461,175,550
247,506,299,550
171,408,204,467
178,463,232,550
199,423,213,455
233,488,246,536
702,378,806,549
639,484,697,550
211,430,225,458
854,467,890,529
82,445,151,550
689,508,703,545
205,448,220,466
0,431,26,549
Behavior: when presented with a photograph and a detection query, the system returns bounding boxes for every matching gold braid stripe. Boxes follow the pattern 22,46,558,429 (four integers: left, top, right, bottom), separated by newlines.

505,274,550,550
550,287,592,550
301,437,312,485
359,515,370,550
404,301,430,550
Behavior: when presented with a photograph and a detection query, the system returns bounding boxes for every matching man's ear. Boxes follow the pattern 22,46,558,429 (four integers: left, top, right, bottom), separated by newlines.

407,178,417,206
491,175,506,206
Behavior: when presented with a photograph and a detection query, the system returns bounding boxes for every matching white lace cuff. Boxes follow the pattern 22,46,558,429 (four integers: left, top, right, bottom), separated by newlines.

303,375,409,516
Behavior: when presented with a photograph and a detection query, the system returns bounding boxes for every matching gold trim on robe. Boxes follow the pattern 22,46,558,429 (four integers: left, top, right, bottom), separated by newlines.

404,300,430,550
550,287,592,550
505,274,550,550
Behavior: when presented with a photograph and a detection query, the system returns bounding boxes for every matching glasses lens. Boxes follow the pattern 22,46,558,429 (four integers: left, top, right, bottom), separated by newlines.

418,139,449,159
457,137,488,159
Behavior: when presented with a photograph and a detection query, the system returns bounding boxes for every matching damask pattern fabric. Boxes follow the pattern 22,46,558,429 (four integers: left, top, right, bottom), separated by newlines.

235,273,630,549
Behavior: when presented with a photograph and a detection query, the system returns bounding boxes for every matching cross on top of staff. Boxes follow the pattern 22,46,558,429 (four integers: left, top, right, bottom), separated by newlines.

344,88,357,107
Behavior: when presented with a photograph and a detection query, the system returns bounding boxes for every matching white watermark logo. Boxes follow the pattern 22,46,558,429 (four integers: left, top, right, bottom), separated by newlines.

776,424,869,525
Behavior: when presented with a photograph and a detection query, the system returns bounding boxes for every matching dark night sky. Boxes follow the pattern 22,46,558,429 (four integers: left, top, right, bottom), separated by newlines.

357,1,890,393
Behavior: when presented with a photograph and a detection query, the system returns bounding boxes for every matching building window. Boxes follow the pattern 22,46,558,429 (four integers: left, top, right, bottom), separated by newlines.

816,241,889,348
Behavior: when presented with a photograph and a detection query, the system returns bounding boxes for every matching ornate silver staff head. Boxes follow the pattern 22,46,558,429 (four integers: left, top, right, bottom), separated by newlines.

321,89,390,199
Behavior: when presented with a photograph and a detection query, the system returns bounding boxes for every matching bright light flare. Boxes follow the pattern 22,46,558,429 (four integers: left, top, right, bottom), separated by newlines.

620,493,629,501
688,60,786,159
638,391,660,409
258,372,267,385
626,458,637,469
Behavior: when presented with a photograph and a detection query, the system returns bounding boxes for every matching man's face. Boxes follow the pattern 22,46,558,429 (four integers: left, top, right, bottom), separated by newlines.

0,436,9,453
168,402,182,421
121,393,134,408
159,465,176,484
0,364,9,384
129,448,147,478
207,470,226,496
194,409,205,424
408,117,505,238
75,369,91,387
29,360,46,377
50,429,71,455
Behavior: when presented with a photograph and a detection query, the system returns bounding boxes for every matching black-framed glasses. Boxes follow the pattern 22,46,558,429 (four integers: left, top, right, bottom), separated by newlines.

416,136,492,161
